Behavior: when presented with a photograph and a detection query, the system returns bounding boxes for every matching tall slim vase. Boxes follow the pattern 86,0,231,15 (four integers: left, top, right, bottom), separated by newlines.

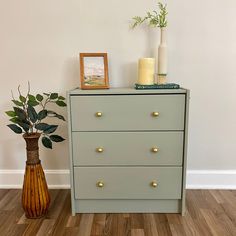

157,27,168,84
22,133,50,219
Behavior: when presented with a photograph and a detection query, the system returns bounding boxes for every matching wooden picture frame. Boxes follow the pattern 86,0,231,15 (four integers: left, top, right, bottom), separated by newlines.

80,53,109,89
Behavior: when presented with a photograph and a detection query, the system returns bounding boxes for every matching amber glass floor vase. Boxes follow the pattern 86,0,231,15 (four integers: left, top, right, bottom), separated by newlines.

22,133,50,219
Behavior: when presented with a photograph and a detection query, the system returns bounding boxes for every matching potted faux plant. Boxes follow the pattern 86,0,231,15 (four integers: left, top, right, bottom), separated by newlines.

5,84,66,218
131,2,168,84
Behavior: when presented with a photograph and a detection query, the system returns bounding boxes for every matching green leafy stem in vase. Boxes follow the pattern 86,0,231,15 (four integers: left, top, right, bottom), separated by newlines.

131,2,168,29
5,83,67,149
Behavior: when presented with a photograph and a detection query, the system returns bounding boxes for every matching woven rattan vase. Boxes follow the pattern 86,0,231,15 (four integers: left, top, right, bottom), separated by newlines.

22,133,50,219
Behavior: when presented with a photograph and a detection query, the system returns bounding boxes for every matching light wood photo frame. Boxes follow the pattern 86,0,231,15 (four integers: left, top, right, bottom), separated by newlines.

80,53,109,89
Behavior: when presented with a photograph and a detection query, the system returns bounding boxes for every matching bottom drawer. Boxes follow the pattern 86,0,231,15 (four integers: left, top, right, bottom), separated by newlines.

74,167,182,200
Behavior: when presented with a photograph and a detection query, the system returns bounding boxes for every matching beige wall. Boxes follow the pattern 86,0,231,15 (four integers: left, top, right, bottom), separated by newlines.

0,0,236,172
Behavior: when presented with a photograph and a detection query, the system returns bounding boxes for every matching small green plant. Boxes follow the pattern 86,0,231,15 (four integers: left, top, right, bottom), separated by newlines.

5,83,67,149
131,2,168,29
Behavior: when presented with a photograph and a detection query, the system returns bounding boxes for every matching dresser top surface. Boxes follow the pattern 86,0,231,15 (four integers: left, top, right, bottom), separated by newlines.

69,87,187,95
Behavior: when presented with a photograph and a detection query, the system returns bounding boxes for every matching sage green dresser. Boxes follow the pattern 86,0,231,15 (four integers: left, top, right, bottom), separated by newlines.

67,88,189,215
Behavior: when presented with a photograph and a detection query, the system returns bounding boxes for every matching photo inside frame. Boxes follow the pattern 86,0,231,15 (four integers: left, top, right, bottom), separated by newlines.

83,56,105,86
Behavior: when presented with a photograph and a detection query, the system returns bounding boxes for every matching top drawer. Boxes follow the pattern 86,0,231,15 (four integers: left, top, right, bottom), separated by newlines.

70,94,185,131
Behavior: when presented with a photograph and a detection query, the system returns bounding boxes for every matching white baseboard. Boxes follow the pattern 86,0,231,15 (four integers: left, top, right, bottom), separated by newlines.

0,169,70,189
186,170,236,189
0,169,236,189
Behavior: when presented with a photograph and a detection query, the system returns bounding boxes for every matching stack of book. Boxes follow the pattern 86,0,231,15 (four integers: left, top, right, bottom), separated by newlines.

135,83,180,90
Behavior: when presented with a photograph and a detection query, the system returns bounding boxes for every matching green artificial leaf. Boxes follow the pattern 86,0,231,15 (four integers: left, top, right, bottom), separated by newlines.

56,100,66,107
10,116,30,132
35,123,58,134
43,93,50,96
58,96,65,100
5,111,16,117
12,100,24,107
9,117,18,123
35,123,50,131
7,124,22,134
38,110,47,120
17,121,30,132
27,100,39,106
47,110,65,121
50,135,65,142
55,114,65,121
27,105,38,123
50,93,58,99
13,107,27,121
44,125,58,134
36,94,43,102
19,95,26,103
28,94,36,101
42,137,52,149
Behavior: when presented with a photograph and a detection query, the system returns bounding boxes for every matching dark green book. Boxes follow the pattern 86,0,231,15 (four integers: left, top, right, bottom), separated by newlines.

135,83,180,90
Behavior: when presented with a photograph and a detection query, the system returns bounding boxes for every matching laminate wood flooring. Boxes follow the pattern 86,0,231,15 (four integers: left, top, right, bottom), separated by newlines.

0,189,235,236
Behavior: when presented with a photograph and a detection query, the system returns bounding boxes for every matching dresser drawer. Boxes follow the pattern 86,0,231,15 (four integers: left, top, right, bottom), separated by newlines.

70,95,185,131
72,132,184,166
74,167,182,200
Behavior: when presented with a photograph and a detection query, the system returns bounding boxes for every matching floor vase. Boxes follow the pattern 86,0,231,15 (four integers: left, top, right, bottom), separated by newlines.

22,133,50,218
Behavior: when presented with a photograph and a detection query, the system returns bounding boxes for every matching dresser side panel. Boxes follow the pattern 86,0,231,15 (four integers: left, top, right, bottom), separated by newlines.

181,90,190,215
67,92,76,215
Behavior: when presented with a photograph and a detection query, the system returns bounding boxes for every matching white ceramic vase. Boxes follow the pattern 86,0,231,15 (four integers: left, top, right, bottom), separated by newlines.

157,27,168,84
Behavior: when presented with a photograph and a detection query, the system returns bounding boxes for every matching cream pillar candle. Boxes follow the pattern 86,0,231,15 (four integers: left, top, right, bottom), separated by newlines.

138,58,155,85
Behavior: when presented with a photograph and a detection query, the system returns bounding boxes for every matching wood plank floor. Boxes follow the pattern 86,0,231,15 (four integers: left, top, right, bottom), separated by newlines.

0,189,235,236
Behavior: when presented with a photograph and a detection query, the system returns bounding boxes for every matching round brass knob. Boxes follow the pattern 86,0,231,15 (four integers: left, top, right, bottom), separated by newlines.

96,147,104,153
151,147,159,153
150,181,158,188
95,112,102,117
97,181,104,188
152,112,159,117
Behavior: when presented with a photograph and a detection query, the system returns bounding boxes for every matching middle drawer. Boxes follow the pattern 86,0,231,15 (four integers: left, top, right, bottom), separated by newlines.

72,132,184,166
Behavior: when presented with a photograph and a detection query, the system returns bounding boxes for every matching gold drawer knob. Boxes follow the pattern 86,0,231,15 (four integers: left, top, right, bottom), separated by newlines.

150,181,158,188
152,112,159,117
95,112,102,117
96,181,104,188
96,147,104,153
151,147,159,153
